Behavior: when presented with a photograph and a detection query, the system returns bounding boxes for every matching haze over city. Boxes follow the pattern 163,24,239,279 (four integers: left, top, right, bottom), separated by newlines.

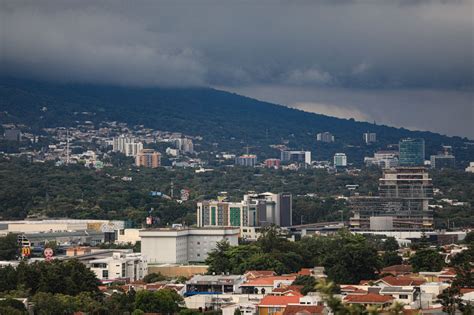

2,0,473,137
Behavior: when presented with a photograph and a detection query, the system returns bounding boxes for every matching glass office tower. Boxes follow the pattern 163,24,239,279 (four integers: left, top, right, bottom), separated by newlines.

399,138,425,166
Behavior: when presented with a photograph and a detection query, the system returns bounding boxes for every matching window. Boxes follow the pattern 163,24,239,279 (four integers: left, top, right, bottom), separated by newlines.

399,294,409,299
102,270,109,279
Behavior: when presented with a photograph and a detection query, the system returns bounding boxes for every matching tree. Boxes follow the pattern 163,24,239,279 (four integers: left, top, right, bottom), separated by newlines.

0,298,27,312
205,240,231,274
323,232,381,284
381,251,403,268
143,272,168,283
382,237,399,252
410,249,444,272
134,289,183,314
0,233,18,260
438,287,460,315
388,302,405,315
292,275,317,295
464,231,474,244
315,279,345,314
105,291,136,314
234,307,242,315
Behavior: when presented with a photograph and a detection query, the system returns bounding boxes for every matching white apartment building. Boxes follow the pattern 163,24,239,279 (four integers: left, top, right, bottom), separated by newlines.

113,135,134,152
334,153,347,167
364,151,399,169
90,252,148,282
112,135,143,157
466,162,474,173
139,227,239,264
125,142,144,157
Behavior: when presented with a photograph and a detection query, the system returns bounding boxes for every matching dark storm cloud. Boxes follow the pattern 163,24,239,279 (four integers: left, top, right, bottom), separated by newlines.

1,0,473,89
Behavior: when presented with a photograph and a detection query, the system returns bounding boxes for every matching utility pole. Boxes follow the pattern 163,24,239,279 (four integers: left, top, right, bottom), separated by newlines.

66,128,70,165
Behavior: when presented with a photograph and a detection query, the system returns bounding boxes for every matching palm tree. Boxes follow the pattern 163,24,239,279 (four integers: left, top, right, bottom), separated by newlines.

388,302,405,315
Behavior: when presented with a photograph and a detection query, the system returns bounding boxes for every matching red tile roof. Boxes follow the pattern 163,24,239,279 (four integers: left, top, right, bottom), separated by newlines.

460,288,474,294
344,293,394,304
341,286,368,295
245,270,277,278
381,265,413,274
378,275,425,286
283,305,325,315
298,268,312,276
270,289,304,297
259,296,301,307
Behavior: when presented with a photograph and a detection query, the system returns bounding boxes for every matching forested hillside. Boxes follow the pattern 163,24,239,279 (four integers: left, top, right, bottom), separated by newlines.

0,157,472,228
1,78,472,165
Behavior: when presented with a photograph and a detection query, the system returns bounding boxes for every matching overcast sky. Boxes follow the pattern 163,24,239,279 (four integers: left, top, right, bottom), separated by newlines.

1,0,473,138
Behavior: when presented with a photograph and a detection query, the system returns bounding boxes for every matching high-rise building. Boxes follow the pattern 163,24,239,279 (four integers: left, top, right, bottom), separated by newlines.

3,129,22,141
399,138,425,166
316,132,335,143
113,135,134,152
125,142,144,157
113,135,143,157
430,146,455,169
235,154,257,167
197,192,292,228
363,132,376,144
135,149,161,168
364,151,399,169
334,153,347,167
174,138,194,153
244,192,293,227
466,162,474,173
264,159,281,169
280,150,311,165
350,167,433,231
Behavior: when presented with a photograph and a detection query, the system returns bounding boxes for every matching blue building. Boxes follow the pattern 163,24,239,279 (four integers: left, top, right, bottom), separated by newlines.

399,138,425,166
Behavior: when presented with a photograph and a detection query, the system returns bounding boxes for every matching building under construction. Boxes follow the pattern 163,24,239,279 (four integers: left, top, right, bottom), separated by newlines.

350,167,433,231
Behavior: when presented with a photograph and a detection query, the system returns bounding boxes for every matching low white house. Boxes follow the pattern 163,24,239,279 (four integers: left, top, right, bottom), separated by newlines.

380,286,416,304
90,252,147,282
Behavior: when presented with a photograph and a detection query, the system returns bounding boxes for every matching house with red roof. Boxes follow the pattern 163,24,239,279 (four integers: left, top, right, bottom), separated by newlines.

282,304,327,315
258,295,327,315
343,293,394,308
258,296,301,315
370,275,426,287
241,275,297,294
381,264,413,276
245,270,277,279
340,285,368,296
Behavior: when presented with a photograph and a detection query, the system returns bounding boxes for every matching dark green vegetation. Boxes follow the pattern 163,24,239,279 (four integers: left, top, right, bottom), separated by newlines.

0,157,378,223
410,248,445,272
0,259,187,314
0,260,101,296
1,157,473,228
206,228,382,284
438,233,474,314
1,78,473,165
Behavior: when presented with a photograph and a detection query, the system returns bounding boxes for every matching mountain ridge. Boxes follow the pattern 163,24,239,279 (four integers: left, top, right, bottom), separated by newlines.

0,78,472,165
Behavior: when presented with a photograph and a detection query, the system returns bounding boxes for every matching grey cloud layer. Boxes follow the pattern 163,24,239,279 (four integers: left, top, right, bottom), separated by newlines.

2,0,473,88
